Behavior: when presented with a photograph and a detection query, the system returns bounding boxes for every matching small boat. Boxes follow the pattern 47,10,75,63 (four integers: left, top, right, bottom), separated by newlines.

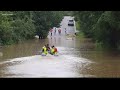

41,53,47,56
54,52,59,56
38,50,59,56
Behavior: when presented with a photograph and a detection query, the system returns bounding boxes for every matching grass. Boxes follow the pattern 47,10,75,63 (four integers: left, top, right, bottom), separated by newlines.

75,21,80,30
76,32,84,38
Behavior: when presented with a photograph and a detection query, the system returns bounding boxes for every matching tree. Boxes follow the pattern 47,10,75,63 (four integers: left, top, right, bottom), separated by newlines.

0,11,65,45
73,11,120,49
0,11,36,45
32,11,64,39
73,11,103,38
0,12,14,45
94,11,120,48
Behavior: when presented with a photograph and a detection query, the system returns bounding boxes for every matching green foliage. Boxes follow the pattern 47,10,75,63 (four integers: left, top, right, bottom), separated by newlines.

94,11,120,48
0,13,14,45
74,11,120,49
0,11,35,45
76,21,80,30
12,18,35,41
76,32,84,38
32,11,64,38
0,11,65,45
74,11,103,38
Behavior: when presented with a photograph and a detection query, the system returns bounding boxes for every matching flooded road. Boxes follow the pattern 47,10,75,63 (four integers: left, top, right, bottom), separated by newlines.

0,34,120,78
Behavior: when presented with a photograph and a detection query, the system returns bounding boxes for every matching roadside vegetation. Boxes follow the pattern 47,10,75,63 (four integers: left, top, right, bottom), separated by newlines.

0,11,68,45
73,11,120,50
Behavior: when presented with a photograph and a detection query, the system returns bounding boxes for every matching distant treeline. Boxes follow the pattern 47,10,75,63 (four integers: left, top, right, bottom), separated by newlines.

73,11,120,49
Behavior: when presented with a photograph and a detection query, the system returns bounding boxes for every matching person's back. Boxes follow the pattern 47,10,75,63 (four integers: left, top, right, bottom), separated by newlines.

58,29,61,35
42,45,48,55
42,46,45,52
54,47,57,53
54,28,56,34
50,29,53,36
50,46,55,55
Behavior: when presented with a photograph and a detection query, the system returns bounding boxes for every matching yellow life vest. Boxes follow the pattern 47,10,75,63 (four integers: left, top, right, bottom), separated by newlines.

43,46,48,54
50,48,55,54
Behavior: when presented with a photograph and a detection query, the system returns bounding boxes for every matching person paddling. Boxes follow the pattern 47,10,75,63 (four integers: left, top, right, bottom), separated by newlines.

50,45,58,55
42,45,48,55
46,44,50,53
54,46,58,54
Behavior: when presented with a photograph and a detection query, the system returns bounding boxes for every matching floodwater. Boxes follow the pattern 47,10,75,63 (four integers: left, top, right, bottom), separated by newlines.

0,35,120,78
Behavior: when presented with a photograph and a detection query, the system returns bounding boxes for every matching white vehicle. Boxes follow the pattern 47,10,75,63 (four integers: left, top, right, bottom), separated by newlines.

68,20,74,26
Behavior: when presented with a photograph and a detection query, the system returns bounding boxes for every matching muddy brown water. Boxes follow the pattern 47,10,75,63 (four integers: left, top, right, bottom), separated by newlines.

0,35,120,78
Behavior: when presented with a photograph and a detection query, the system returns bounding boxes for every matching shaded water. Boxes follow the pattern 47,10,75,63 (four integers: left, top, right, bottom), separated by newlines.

0,35,120,78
